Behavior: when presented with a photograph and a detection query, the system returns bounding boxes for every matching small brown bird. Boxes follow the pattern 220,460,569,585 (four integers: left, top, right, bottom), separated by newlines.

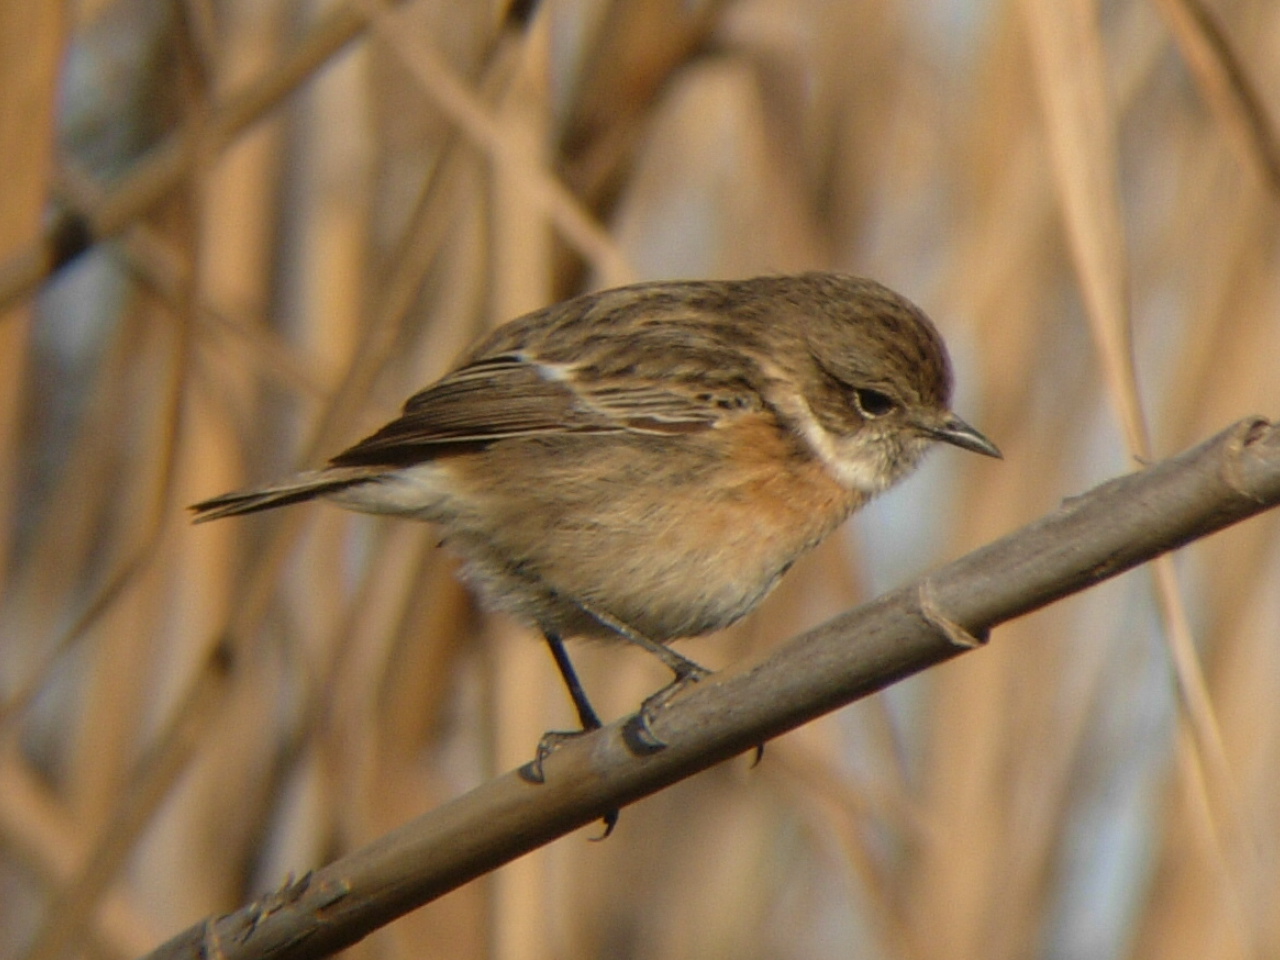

192,273,999,773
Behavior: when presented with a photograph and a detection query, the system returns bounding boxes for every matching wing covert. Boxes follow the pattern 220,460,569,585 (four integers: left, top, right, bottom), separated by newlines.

328,354,740,468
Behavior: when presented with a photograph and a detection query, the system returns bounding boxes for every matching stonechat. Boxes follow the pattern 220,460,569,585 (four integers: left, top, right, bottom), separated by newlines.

192,272,1000,773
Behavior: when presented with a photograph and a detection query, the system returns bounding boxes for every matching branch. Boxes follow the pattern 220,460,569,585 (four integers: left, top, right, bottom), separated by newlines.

144,416,1280,960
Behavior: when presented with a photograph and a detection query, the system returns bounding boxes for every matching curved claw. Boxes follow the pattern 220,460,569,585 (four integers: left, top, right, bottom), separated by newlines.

520,727,621,836
590,808,620,840
622,713,667,755
619,664,714,757
520,727,589,784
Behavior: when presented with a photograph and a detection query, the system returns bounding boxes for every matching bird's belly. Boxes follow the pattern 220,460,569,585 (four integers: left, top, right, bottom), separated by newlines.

440,425,862,643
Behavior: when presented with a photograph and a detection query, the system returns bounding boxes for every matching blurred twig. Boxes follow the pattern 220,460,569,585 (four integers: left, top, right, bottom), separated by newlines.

24,644,235,960
0,0,404,316
1154,0,1280,197
139,417,1280,960
1024,3,1260,952
357,0,633,287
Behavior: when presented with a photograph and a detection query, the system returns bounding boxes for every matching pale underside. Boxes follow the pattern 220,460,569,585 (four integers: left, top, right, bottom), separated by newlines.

318,352,928,642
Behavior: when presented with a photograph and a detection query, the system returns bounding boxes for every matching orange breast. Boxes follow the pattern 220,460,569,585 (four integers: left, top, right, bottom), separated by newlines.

424,413,863,642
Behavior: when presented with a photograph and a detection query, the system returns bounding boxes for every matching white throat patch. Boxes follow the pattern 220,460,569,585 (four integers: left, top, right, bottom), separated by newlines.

755,361,925,495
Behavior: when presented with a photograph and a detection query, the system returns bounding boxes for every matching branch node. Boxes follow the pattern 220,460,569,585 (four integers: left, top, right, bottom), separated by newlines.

200,918,225,960
1221,416,1273,500
919,580,988,649
237,872,314,942
314,877,353,913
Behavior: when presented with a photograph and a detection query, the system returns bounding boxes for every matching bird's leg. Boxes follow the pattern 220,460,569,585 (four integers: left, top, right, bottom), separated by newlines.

526,632,603,783
527,632,619,838
546,631,604,731
570,600,711,754
573,599,712,683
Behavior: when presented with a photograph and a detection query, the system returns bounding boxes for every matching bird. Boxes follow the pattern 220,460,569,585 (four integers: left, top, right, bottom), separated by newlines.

192,272,1000,781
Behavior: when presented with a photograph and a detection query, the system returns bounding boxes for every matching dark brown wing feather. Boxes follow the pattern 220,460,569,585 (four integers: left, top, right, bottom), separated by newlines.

329,354,729,469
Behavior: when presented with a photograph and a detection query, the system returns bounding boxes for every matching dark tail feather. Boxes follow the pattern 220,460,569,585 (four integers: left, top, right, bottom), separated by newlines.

189,472,366,523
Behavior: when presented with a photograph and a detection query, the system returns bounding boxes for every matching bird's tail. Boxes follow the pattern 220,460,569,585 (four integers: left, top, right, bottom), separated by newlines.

189,470,369,523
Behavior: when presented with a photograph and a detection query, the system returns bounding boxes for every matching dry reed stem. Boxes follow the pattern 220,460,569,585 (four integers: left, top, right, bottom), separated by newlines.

0,3,66,598
23,646,233,960
355,0,633,287
0,0,404,316
1023,3,1263,954
1153,0,1280,196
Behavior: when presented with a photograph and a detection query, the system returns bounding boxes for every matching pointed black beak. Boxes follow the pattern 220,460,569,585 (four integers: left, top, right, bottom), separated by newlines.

927,414,1002,459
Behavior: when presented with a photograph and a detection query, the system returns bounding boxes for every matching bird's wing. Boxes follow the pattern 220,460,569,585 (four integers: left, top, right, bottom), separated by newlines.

328,353,748,468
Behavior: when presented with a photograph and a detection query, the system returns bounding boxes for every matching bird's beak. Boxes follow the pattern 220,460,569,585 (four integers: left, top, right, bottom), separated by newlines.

926,414,1002,459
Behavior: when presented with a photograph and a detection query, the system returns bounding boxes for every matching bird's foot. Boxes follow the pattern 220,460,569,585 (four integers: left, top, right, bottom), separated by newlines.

621,661,712,755
519,728,619,838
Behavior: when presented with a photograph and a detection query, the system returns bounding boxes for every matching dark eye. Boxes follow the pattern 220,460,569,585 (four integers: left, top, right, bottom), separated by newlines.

853,387,896,418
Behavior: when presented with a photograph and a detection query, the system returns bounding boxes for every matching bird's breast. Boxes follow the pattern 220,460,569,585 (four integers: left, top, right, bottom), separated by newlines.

435,413,864,642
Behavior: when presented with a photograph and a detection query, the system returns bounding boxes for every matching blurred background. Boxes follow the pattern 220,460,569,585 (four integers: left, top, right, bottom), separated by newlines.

1,0,1278,958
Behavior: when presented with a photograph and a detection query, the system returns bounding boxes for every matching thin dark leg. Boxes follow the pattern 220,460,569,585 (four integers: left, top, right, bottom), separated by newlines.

526,632,619,837
566,599,712,755
544,632,603,731
572,598,710,683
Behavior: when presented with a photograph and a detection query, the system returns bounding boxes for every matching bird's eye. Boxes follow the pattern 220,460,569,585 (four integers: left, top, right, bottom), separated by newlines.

853,387,896,419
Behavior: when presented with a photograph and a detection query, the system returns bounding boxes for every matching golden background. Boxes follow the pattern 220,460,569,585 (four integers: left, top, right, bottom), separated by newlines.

1,1,1278,958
